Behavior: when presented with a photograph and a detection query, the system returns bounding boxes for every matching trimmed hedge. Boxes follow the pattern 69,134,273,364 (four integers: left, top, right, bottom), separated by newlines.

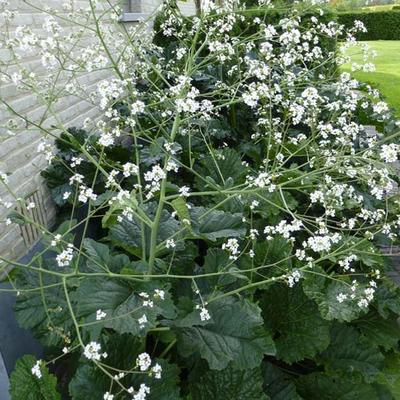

338,10,400,40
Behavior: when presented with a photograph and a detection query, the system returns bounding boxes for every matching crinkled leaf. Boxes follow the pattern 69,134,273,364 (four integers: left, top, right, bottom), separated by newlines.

356,311,400,351
14,262,72,348
262,362,303,400
195,148,246,188
174,296,275,370
70,333,180,400
82,238,131,273
108,203,182,256
190,207,246,241
245,237,293,280
296,373,379,400
376,354,400,398
130,358,181,400
190,365,268,400
374,279,400,318
202,248,240,289
261,284,331,364
74,277,176,337
69,364,106,400
9,355,60,400
303,270,365,322
318,325,384,383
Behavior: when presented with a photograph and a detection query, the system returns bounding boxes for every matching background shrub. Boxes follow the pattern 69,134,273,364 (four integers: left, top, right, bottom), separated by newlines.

338,10,400,39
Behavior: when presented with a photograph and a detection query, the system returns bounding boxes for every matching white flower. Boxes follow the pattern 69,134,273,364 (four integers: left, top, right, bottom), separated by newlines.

138,314,147,329
69,174,84,185
179,186,190,197
199,307,211,321
133,383,150,400
131,100,145,115
0,172,8,183
336,293,348,303
96,309,107,321
71,157,83,167
136,352,151,371
222,238,240,260
51,234,62,247
380,144,399,163
84,342,106,361
154,289,165,300
78,186,97,204
123,162,139,177
151,363,162,379
56,244,74,267
287,270,301,287
103,392,114,400
166,239,176,249
31,360,42,379
99,133,114,147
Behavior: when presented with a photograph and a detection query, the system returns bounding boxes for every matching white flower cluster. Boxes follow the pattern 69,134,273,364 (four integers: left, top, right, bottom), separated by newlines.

31,360,42,379
136,352,163,379
83,342,108,361
380,143,399,163
303,233,342,254
96,309,107,321
336,280,377,309
338,254,358,272
56,244,74,267
144,165,167,199
123,162,139,177
78,186,97,204
264,219,303,241
222,238,240,260
286,270,302,288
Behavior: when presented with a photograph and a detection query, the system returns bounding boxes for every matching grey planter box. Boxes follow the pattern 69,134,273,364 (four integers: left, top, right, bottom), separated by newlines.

0,244,44,399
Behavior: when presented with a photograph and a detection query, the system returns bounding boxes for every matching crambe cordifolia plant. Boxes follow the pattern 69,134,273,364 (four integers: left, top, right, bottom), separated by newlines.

1,0,400,398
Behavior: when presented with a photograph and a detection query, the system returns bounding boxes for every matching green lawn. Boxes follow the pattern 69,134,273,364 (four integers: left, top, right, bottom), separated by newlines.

342,40,400,116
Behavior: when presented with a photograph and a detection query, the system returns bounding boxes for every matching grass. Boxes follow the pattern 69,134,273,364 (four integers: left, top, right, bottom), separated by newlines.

342,40,400,116
360,4,398,11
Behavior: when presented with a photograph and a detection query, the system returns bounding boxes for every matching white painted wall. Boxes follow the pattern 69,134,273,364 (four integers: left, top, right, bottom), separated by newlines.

0,0,195,262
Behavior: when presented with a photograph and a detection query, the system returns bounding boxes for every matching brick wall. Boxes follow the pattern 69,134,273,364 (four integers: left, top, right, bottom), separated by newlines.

0,0,195,264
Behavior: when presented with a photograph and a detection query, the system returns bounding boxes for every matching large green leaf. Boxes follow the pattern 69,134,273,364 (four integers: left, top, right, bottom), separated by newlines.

190,207,246,241
130,358,181,400
356,311,400,351
69,333,139,399
201,248,243,290
174,296,275,370
82,239,131,273
318,325,384,383
262,362,303,400
195,148,246,188
9,355,60,400
296,373,379,400
190,365,269,400
261,284,331,364
374,279,400,318
74,277,176,337
376,354,400,399
243,237,293,280
70,333,180,400
14,261,73,348
108,203,182,256
303,270,365,322
69,364,106,400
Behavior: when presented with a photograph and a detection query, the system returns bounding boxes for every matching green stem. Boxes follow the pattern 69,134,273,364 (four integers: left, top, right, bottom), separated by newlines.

147,115,181,275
